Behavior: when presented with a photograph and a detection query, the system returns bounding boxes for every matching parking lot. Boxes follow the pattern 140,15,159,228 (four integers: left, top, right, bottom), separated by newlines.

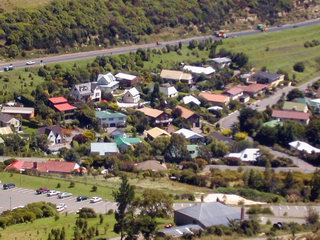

0,186,118,214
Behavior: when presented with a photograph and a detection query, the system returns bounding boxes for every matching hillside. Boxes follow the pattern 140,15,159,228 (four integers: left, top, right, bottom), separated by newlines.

0,0,52,11
0,0,319,58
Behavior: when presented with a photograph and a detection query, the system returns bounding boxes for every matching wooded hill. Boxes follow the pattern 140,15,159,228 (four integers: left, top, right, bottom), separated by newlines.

0,0,317,57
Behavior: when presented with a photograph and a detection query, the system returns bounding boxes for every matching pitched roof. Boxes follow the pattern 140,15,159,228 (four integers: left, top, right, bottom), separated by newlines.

283,101,307,112
253,71,283,83
225,87,244,96
199,92,229,103
175,128,203,139
176,106,196,119
90,142,119,155
289,141,320,154
160,84,178,96
0,113,16,123
183,65,215,75
160,70,192,81
238,84,268,93
127,87,139,97
182,95,201,105
38,125,62,136
74,82,96,96
146,127,171,139
210,57,232,64
226,148,261,161
135,160,167,171
53,103,77,112
48,97,68,105
210,132,235,144
175,202,240,227
115,73,137,81
115,136,141,147
95,110,126,119
97,73,116,85
272,110,310,121
263,120,283,128
0,126,13,135
137,107,164,118
1,106,34,115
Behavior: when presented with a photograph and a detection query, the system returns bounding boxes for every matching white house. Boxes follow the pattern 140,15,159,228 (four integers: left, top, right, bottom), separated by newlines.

91,142,119,156
97,73,119,93
38,126,63,145
123,88,140,104
209,57,232,69
182,95,201,106
71,82,101,102
289,141,320,154
226,148,261,162
183,65,215,75
174,128,204,143
160,84,178,98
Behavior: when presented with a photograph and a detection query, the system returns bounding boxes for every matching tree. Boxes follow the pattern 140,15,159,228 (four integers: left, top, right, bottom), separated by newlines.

209,139,229,158
255,126,278,146
287,89,304,101
293,62,305,72
164,134,191,163
7,44,20,58
306,207,319,225
310,170,320,201
277,121,305,147
113,176,135,240
306,119,320,146
238,108,263,136
135,215,157,240
63,149,80,163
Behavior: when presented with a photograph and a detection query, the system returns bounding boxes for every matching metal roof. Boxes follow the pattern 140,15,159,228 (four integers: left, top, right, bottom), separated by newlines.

158,224,203,237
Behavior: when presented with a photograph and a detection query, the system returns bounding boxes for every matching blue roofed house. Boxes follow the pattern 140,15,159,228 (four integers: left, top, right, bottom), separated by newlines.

90,142,119,156
96,110,127,128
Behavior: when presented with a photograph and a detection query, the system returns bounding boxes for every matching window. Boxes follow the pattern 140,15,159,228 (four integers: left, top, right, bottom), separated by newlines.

109,118,114,121
119,117,124,120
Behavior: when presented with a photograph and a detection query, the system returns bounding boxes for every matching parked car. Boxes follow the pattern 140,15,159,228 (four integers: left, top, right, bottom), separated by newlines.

26,61,36,65
3,183,15,190
3,65,13,71
58,192,72,199
47,190,60,197
76,196,88,202
90,197,102,203
36,187,49,195
56,203,67,212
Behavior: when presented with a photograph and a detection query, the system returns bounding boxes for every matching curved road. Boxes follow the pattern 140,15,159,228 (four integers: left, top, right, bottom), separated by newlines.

0,18,320,70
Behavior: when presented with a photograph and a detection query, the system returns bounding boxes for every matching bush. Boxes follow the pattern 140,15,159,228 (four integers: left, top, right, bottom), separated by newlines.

69,181,75,188
79,208,97,218
293,62,305,72
246,205,273,215
91,185,98,192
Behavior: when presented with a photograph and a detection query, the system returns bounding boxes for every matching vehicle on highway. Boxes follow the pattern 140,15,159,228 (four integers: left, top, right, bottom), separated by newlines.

36,187,50,195
47,190,60,197
58,192,72,199
3,183,15,190
26,61,36,65
56,203,67,212
90,197,102,203
76,196,88,202
3,65,14,71
12,206,24,210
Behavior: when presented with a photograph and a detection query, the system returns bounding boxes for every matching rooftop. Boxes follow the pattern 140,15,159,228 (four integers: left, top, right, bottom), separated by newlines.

48,97,68,105
127,87,139,97
199,92,229,103
175,128,203,139
160,69,192,81
289,141,320,154
90,142,119,155
115,136,142,147
225,87,244,96
1,106,34,115
0,126,13,135
183,65,215,75
176,106,196,119
182,95,201,105
54,103,77,112
95,110,126,119
272,110,310,121
0,113,16,123
115,72,137,81
263,119,283,128
146,127,171,139
137,107,164,118
210,57,232,64
238,84,268,93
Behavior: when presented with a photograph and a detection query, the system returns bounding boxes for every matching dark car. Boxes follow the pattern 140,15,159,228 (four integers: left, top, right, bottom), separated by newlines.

3,64,13,72
3,183,15,190
76,196,88,202
36,187,49,195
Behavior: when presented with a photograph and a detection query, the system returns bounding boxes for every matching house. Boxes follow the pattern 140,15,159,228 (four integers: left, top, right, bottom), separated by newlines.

90,142,119,156
176,106,201,128
123,88,140,104
224,87,244,100
48,97,77,119
38,125,63,145
182,95,201,106
146,127,171,140
159,84,178,98
160,70,193,85
187,145,200,159
174,202,241,228
115,136,142,151
134,160,167,171
240,73,253,83
137,107,172,126
209,131,235,144
0,126,13,135
0,113,21,132
96,110,127,128
209,57,232,69
282,101,308,113
199,92,230,107
239,95,250,104
289,141,320,154
71,83,101,102
5,160,82,174
272,110,310,125
1,106,35,119
159,225,203,238
115,73,140,88
174,128,204,143
96,73,119,93
252,71,285,88
107,128,127,139
237,84,268,98
182,65,215,76
226,148,261,162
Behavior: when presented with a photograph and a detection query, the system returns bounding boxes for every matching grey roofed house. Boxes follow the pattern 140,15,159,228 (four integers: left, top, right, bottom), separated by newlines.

74,82,98,96
158,224,203,237
90,142,119,156
209,131,235,144
252,71,282,84
174,202,241,228
0,113,16,123
38,125,61,136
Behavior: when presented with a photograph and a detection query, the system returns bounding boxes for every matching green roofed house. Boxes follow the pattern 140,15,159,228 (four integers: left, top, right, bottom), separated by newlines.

263,119,283,128
282,101,308,113
115,136,142,151
187,145,200,159
95,110,127,128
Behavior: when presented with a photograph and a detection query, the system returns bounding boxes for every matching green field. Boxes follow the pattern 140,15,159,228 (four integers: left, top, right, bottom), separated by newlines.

0,0,51,11
220,25,320,83
0,172,209,201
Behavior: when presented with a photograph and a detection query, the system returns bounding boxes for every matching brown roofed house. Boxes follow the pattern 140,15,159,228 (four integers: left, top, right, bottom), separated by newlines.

137,107,172,127
272,110,310,125
237,84,268,98
199,92,230,107
146,127,171,140
160,70,193,85
134,160,167,172
176,105,201,128
224,87,244,100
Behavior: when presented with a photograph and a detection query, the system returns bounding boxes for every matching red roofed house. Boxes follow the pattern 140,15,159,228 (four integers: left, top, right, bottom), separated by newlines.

48,97,77,119
199,92,230,107
272,110,310,125
176,105,201,128
224,87,244,100
5,160,82,174
237,84,268,98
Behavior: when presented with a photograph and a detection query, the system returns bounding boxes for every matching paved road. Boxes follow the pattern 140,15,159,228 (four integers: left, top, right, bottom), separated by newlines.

0,18,319,70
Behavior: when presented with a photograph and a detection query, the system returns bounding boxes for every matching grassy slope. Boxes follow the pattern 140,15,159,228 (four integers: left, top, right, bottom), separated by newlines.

0,0,52,11
220,25,320,82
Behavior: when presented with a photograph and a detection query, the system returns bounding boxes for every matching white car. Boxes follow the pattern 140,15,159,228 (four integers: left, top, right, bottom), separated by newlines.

47,190,60,197
90,197,102,203
56,203,67,212
58,192,72,199
12,205,24,210
26,61,36,65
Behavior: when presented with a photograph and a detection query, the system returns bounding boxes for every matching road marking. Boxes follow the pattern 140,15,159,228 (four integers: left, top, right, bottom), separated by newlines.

287,206,290,210
112,203,117,206
295,206,298,210
304,206,307,210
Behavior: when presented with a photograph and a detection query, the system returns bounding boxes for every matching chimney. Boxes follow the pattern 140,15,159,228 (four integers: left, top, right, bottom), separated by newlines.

240,206,245,221
33,162,38,170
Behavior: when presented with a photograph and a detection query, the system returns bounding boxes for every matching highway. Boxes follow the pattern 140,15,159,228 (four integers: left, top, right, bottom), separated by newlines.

0,18,319,70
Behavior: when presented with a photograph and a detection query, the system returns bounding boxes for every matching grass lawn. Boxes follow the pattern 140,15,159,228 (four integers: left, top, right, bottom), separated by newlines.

219,25,320,83
0,0,52,11
0,172,210,201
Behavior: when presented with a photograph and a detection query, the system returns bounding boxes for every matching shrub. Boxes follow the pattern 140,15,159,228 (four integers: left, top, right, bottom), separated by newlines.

246,205,273,215
91,185,97,192
293,62,305,72
69,181,75,188
79,208,97,218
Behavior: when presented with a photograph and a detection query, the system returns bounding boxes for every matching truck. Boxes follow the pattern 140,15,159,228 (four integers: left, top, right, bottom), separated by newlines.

257,24,268,32
214,30,229,38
